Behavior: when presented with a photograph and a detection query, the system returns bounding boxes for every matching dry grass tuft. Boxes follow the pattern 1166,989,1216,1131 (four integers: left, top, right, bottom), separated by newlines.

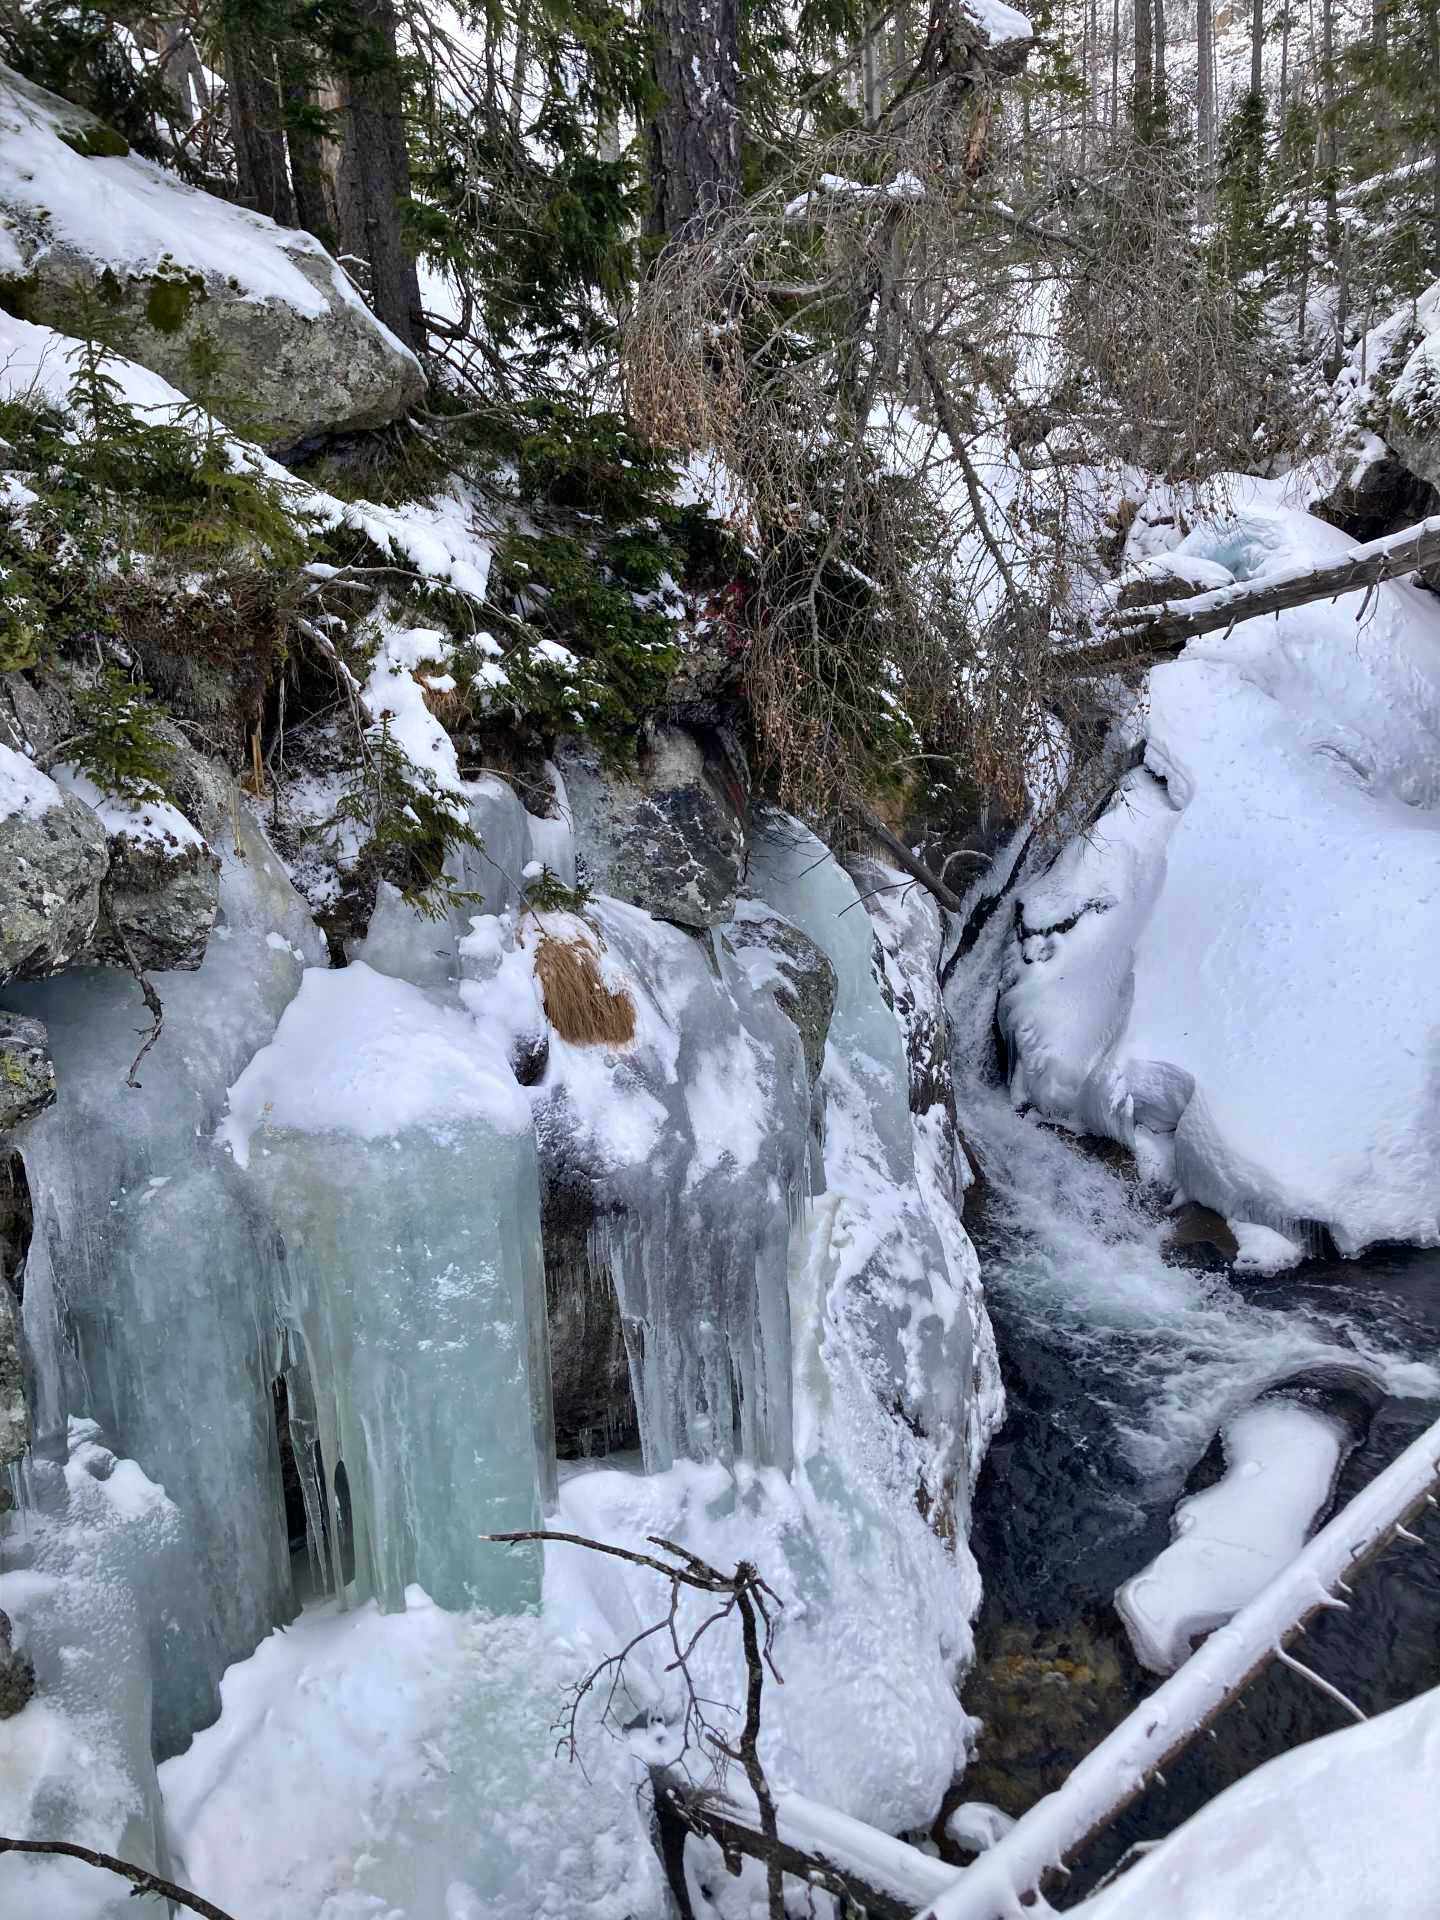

533,932,637,1046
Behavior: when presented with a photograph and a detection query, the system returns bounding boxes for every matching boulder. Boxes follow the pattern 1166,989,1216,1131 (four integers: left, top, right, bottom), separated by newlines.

54,772,221,972
0,746,108,982
0,1010,54,1130
0,64,424,449
555,727,746,928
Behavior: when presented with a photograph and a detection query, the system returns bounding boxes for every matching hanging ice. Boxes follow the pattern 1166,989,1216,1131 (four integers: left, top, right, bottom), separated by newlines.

221,961,550,1611
6,819,327,1749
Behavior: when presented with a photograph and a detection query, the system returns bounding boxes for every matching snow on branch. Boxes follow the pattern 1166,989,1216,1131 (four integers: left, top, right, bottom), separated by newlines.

1061,512,1440,679
920,1412,1440,1920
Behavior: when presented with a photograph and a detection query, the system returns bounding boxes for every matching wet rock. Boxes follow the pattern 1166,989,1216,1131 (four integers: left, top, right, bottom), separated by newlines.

725,904,837,1085
555,727,746,928
0,1011,54,1129
0,757,109,982
540,1155,636,1459
959,1617,1137,1819
0,1266,25,1474
0,1607,34,1716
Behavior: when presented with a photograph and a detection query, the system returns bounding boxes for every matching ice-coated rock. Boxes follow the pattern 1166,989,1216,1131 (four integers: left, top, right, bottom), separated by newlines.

0,1424,179,1917
0,1267,24,1470
0,1009,54,1129
726,900,837,1085
0,64,425,448
0,748,108,982
555,727,746,927
7,816,328,1749
0,1603,33,1714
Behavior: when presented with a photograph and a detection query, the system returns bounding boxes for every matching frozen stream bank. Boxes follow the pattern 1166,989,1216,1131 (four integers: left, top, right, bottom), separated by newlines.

951,1065,1440,1896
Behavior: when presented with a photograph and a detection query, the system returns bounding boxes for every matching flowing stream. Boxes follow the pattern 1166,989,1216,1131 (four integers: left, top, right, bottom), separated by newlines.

952,1066,1440,1897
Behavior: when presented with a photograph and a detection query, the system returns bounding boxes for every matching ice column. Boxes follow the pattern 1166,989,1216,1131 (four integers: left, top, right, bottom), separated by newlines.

224,962,549,1612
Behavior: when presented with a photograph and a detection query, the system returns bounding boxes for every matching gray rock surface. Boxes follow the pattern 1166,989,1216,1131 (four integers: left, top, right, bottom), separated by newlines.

725,904,837,1085
0,64,425,448
0,768,109,982
89,806,221,973
0,1270,26,1475
556,727,746,928
0,1010,55,1129
0,1606,35,1715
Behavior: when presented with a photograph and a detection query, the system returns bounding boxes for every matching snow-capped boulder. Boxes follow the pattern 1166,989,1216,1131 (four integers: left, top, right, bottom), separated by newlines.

555,726,747,928
0,746,108,982
54,770,220,972
1388,298,1440,495
0,65,424,449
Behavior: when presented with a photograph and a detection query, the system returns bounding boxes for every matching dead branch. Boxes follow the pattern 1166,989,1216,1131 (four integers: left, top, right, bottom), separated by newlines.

0,1837,237,1920
102,883,165,1089
1061,512,1440,680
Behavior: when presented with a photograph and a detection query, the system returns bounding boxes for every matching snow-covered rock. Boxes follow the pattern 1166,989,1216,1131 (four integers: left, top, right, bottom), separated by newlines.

1001,476,1440,1255
0,64,424,447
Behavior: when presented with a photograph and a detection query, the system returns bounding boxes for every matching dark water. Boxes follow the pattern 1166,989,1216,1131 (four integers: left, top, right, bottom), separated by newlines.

958,1092,1440,1899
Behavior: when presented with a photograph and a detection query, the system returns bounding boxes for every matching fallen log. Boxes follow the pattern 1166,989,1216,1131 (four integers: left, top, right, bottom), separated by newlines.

1058,511,1440,680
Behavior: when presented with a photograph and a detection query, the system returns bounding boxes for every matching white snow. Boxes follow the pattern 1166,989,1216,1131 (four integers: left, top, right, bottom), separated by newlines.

360,622,465,797
52,763,204,852
961,0,1034,44
219,960,530,1167
1002,475,1440,1254
1115,1399,1345,1673
1063,1683,1440,1920
0,740,60,820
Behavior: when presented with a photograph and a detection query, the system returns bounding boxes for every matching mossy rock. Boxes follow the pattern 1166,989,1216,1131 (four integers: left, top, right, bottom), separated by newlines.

58,124,130,159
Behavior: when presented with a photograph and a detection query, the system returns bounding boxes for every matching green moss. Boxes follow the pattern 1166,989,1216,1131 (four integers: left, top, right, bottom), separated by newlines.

144,276,194,335
58,123,130,159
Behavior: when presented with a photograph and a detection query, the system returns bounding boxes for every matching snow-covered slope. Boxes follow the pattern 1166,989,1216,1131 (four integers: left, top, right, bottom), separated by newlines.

1001,475,1440,1257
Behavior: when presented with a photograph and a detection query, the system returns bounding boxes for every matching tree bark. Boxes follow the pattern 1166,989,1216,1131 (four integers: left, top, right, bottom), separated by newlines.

279,28,337,248
644,0,742,239
226,29,296,226
1196,0,1214,194
1153,0,1168,123
1132,0,1154,137
1250,0,1264,98
333,0,424,349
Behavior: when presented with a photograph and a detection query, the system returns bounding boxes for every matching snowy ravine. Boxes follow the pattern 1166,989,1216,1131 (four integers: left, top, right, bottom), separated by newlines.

1001,474,1440,1263
0,776,1000,1915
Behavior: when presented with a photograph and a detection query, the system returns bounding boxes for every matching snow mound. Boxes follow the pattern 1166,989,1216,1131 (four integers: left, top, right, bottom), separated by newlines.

1002,476,1440,1254
219,961,530,1166
1067,1682,1440,1920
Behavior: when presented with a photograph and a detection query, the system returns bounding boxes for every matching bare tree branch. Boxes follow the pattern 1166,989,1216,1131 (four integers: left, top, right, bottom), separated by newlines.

0,1837,238,1920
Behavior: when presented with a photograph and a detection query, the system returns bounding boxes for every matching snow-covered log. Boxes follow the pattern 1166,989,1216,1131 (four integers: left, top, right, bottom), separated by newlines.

1061,512,1440,678
920,1413,1440,1920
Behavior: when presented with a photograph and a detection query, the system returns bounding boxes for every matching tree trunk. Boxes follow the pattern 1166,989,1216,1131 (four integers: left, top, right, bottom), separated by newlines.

1133,0,1154,136
1196,0,1214,192
644,0,742,239
226,30,296,226
1109,0,1119,132
333,0,424,350
1153,0,1168,123
279,29,336,248
1250,0,1264,97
